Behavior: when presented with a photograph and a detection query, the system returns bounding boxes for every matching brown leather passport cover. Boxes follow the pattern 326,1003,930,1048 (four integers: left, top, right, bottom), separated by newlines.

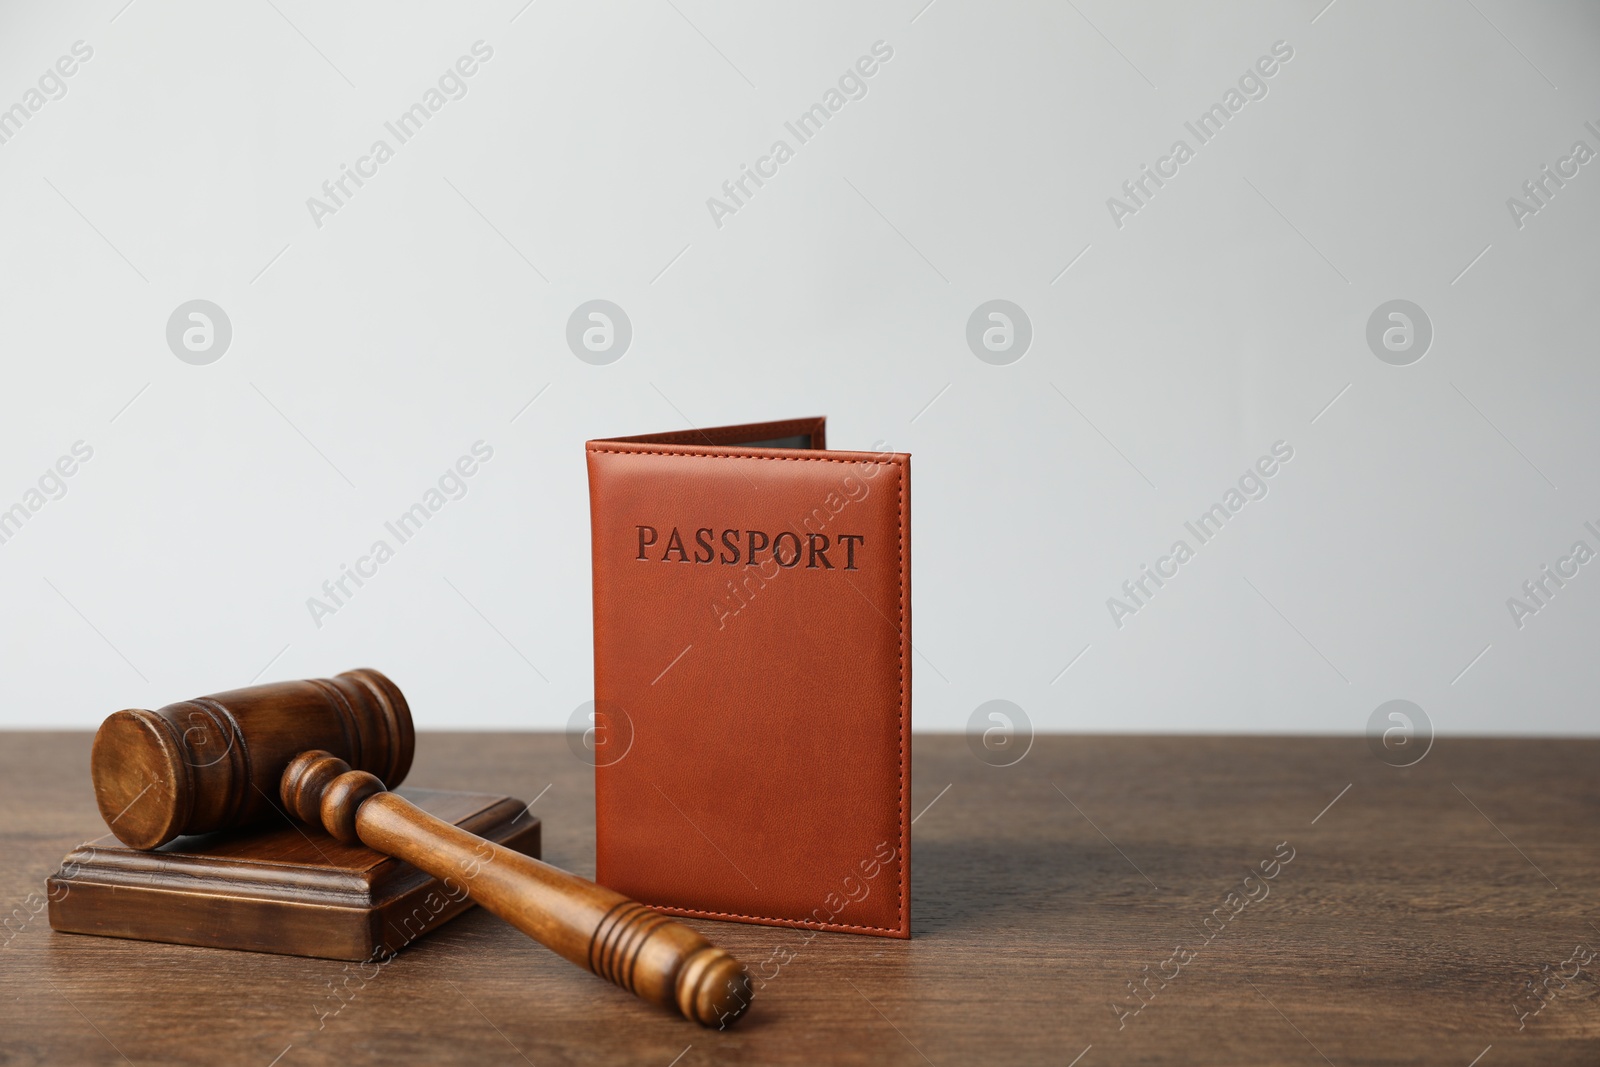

586,416,910,938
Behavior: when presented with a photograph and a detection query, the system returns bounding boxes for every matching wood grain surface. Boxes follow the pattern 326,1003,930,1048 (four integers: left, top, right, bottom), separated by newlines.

1,732,1596,1066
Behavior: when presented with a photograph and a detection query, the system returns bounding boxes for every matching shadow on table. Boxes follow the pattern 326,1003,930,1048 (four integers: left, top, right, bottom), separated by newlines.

911,836,1182,939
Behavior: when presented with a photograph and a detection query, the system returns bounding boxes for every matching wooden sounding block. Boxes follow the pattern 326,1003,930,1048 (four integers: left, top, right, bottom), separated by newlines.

48,788,540,961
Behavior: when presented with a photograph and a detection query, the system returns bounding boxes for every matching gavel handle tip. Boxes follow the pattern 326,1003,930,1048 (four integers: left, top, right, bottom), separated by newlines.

677,946,753,1028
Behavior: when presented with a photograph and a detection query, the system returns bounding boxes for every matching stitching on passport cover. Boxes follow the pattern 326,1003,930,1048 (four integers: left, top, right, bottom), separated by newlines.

642,901,900,935
895,454,907,933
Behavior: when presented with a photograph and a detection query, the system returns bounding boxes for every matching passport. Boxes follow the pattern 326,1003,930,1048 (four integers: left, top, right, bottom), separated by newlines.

586,417,911,937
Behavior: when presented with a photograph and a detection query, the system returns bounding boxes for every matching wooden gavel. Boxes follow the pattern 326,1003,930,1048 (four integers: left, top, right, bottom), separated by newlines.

88,669,751,1028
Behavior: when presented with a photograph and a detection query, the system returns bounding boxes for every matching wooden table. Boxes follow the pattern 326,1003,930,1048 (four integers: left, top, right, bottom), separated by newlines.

2,733,1596,1066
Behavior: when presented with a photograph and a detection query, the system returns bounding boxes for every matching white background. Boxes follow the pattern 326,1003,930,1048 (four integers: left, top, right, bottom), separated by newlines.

1,0,1596,734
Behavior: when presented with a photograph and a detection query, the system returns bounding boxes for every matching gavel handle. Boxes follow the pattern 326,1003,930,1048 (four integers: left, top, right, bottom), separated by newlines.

282,752,750,1028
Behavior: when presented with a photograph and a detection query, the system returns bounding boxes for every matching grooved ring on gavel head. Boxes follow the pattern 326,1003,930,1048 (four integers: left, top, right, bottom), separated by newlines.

89,668,414,850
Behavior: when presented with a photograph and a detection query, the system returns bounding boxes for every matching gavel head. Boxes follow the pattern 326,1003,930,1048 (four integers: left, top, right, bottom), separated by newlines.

90,668,413,850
